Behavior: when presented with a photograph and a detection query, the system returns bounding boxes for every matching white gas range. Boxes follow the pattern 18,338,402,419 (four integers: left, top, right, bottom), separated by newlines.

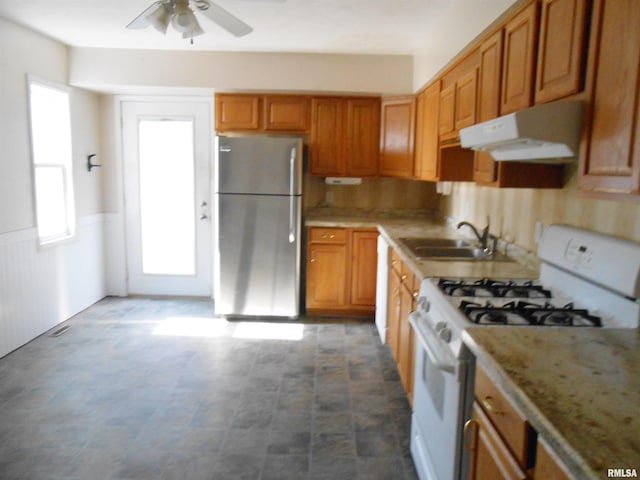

409,224,640,480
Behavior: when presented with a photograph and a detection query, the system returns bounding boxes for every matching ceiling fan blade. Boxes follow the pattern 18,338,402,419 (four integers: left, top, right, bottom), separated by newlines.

126,1,165,29
195,0,253,37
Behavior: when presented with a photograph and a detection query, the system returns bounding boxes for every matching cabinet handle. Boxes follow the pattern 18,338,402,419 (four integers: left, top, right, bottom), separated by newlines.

401,274,408,280
310,258,315,263
463,419,478,452
482,396,505,415
413,291,419,298
322,234,335,239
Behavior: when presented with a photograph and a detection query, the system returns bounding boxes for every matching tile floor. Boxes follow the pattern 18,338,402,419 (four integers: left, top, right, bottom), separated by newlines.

0,297,418,480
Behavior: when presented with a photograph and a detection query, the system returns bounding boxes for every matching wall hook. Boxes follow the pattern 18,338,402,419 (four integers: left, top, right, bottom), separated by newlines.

87,154,101,172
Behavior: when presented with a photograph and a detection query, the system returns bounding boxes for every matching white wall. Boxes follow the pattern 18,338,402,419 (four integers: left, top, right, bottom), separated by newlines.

0,18,106,357
69,48,414,95
412,0,517,91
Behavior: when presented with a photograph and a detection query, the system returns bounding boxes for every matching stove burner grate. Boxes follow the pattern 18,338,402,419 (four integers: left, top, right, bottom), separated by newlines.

438,278,552,298
459,300,602,327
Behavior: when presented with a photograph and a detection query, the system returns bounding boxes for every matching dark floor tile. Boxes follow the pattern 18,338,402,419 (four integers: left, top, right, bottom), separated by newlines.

267,430,311,455
355,431,401,457
262,454,309,480
222,427,269,456
271,410,312,432
0,298,417,480
312,432,356,459
310,455,358,480
208,453,263,480
357,456,407,480
353,411,396,434
312,411,353,433
314,390,351,412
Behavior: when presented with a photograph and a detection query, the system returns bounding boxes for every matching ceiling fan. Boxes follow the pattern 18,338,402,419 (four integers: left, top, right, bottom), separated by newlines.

127,0,279,41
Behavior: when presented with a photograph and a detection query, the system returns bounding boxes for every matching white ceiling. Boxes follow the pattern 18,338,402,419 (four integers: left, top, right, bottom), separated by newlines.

0,0,516,55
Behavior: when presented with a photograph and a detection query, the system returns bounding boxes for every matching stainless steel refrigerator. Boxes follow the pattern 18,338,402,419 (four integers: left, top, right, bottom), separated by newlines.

214,135,303,317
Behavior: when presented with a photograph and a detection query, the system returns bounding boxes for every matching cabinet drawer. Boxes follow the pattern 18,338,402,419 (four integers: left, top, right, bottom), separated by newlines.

309,227,347,244
475,364,530,466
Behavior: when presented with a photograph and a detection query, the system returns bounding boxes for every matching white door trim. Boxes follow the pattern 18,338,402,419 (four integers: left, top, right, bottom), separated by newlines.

121,99,213,296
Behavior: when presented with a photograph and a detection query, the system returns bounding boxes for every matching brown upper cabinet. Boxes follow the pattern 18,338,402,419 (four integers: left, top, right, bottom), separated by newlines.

414,81,441,181
579,0,640,195
380,96,416,178
215,93,261,131
439,51,479,142
535,0,589,104
309,96,380,177
474,30,504,184
215,93,310,133
501,2,539,114
263,95,310,131
474,27,564,189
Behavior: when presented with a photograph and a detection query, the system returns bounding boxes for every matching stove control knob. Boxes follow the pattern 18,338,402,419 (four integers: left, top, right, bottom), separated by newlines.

439,327,452,343
435,321,447,333
417,296,430,312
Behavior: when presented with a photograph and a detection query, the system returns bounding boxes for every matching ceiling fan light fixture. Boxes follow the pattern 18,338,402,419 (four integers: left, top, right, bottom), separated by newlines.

146,3,172,34
182,20,204,38
171,2,199,34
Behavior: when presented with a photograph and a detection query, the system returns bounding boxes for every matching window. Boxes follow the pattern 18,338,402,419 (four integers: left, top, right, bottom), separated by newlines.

28,79,75,244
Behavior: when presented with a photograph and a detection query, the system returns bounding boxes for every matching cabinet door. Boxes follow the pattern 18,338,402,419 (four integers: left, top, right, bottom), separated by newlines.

439,84,456,137
501,2,539,114
350,230,378,306
580,0,640,194
345,98,380,176
468,403,528,480
306,243,347,309
264,95,310,132
310,98,345,176
534,438,572,480
475,30,503,184
386,269,401,361
535,0,588,104
455,69,478,131
215,94,261,131
380,96,416,178
397,282,414,398
415,81,440,181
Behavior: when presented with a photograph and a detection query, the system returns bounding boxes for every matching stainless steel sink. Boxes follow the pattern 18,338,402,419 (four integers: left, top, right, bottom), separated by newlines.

398,237,510,261
413,246,490,259
399,237,471,249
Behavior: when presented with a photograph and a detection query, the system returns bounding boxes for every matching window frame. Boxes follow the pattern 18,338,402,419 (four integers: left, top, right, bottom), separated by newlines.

27,76,76,245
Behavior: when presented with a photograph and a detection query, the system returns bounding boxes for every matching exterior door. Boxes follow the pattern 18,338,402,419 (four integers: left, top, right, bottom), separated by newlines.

122,101,212,296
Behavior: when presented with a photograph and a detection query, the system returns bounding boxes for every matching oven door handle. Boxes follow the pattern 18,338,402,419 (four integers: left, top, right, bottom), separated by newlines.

409,312,457,375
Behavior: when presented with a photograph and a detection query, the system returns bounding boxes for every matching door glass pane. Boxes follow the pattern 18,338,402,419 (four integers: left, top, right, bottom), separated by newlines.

138,119,195,275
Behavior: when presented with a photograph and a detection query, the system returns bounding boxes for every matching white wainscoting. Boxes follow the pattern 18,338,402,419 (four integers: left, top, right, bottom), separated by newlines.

0,214,106,358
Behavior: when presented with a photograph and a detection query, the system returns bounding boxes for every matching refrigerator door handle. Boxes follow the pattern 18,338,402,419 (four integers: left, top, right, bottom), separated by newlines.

288,196,295,243
288,147,297,243
289,147,297,196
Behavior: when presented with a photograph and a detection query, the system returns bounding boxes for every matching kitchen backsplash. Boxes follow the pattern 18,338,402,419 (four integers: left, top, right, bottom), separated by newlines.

440,167,640,251
303,174,439,212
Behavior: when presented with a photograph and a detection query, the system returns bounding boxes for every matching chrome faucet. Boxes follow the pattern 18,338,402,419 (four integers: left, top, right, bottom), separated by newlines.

457,217,495,254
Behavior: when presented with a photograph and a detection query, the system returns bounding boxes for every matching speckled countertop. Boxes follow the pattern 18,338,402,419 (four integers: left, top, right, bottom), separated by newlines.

305,207,539,279
463,327,640,480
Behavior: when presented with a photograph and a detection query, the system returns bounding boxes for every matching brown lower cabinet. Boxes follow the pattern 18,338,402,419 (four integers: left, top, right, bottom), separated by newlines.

387,248,418,403
306,227,377,316
466,364,574,480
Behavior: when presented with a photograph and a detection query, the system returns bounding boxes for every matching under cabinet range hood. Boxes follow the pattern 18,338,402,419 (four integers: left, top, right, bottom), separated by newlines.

459,101,584,162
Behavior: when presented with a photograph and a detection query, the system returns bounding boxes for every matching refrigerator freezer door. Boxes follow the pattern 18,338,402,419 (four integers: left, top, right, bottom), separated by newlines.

217,136,302,195
215,194,301,317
